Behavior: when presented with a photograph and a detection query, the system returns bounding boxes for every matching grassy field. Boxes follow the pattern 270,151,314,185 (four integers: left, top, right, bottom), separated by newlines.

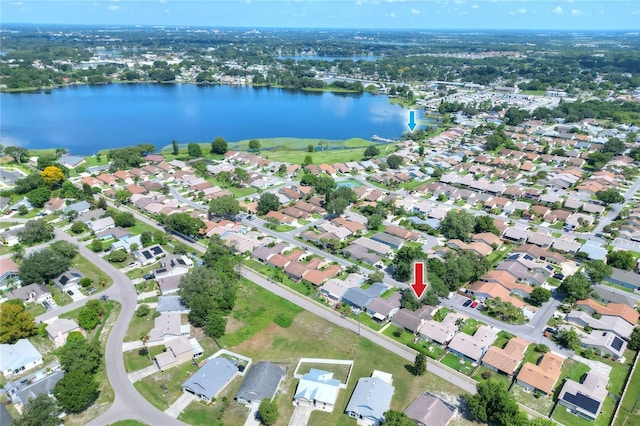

107,421,149,426
124,308,158,342
460,318,486,336
123,346,166,372
615,354,640,426
72,253,113,289
440,353,475,376
230,137,375,151
167,278,467,426
511,384,554,416
265,147,369,165
245,259,315,297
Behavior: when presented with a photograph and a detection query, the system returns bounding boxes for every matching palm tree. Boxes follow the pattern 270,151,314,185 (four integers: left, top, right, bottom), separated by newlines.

455,317,466,332
140,332,151,362
11,243,25,262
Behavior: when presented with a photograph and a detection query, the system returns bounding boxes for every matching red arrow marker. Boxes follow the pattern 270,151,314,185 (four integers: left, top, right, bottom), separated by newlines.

411,262,428,299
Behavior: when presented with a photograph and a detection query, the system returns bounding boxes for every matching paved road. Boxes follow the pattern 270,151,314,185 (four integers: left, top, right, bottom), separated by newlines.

44,229,188,426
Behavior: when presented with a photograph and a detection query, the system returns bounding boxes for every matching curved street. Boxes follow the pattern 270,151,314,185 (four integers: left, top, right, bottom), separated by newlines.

49,229,187,426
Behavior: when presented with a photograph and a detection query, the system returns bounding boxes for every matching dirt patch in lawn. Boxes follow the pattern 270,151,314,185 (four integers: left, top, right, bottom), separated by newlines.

232,322,281,354
225,316,246,334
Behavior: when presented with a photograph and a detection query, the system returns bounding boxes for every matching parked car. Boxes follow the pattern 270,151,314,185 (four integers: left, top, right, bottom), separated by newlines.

470,301,479,309
544,327,558,336
553,273,565,280
476,303,483,311
42,301,52,311
143,273,155,280
462,299,472,307
67,290,74,296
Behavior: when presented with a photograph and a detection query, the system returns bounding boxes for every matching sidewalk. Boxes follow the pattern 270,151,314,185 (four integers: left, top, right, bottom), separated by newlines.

122,339,165,352
164,392,197,418
127,364,160,383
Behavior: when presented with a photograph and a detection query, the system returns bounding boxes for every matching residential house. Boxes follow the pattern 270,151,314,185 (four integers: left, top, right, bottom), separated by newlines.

6,283,52,305
320,274,365,303
604,268,640,291
235,362,286,406
502,227,531,244
481,337,529,376
149,313,190,343
390,306,436,335
404,393,457,426
88,216,115,233
46,318,81,348
342,244,381,266
385,225,419,241
0,258,19,289
447,325,497,363
111,234,142,252
154,255,194,280
468,281,525,309
365,292,402,322
155,336,194,371
566,310,634,340
294,369,342,412
350,237,392,256
513,244,566,264
473,233,502,248
579,241,608,261
551,238,582,254
558,371,608,422
342,282,389,311
0,339,43,378
579,329,627,358
345,371,394,426
516,352,565,395
592,286,636,307
575,298,639,327
53,268,83,291
64,200,91,215
156,296,190,315
134,244,166,266
8,370,63,409
181,357,239,403
96,226,131,241
58,155,85,169
419,312,465,345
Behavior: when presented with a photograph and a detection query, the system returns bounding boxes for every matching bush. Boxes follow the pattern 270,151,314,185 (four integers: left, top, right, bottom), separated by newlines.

78,308,100,330
273,314,293,328
79,277,92,288
70,221,87,234
136,304,150,317
534,344,550,353
481,370,493,380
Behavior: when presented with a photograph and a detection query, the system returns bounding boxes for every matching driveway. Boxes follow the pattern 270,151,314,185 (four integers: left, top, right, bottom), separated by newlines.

288,404,313,426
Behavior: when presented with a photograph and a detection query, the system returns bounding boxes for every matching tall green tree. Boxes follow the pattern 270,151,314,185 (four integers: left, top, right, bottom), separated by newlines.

557,328,580,351
258,399,279,426
607,250,636,271
0,300,37,343
164,213,205,237
53,370,99,413
172,139,180,155
14,393,60,426
382,410,415,426
211,137,228,154
19,248,72,284
557,273,592,302
208,195,240,218
414,353,426,376
187,143,203,158
584,260,612,282
468,380,526,426
60,337,102,375
248,139,261,151
257,193,280,215
439,209,476,242
18,219,54,245
595,188,624,205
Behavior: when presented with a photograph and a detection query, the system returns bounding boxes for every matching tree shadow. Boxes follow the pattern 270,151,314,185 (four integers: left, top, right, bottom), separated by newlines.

404,363,417,376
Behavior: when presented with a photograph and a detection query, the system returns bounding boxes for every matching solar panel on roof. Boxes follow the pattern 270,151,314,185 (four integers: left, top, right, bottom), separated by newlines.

563,392,600,415
546,265,554,271
524,255,534,261
151,246,163,255
143,251,152,259
612,337,624,351
508,254,519,260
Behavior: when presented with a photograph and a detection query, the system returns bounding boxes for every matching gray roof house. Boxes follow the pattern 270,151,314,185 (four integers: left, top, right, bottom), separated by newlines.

53,268,83,291
592,285,637,307
579,330,627,358
342,282,389,311
604,268,640,291
365,292,402,322
157,296,190,314
10,370,64,406
345,371,395,425
235,362,286,406
6,283,52,305
579,241,608,261
0,339,43,378
181,357,239,403
370,232,405,250
558,371,608,421
404,392,457,426
64,200,91,215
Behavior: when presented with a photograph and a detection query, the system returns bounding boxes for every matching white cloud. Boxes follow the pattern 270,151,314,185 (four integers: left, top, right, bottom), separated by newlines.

387,12,397,18
108,4,119,10
12,1,23,5
570,9,581,16
159,0,168,4
164,8,170,13
472,4,480,9
508,8,527,15
553,6,563,15
411,9,420,14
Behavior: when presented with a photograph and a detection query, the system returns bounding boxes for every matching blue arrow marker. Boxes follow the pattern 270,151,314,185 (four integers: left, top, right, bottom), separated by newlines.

407,110,417,132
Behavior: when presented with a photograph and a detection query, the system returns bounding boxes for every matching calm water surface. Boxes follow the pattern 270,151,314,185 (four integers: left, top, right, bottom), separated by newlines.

1,84,408,155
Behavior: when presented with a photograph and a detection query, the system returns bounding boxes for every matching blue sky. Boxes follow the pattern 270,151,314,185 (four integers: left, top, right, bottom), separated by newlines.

3,1,638,30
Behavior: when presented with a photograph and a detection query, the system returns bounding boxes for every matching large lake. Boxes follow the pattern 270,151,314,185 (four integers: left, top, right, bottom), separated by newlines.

0,84,410,155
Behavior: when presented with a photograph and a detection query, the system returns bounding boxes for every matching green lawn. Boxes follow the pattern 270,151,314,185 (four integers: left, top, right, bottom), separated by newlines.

440,353,475,376
245,259,315,296
382,326,416,345
554,399,617,426
72,253,113,289
108,421,150,426
473,365,512,387
432,307,454,322
461,318,486,336
552,359,591,401
356,311,384,331
492,331,514,349
0,221,19,229
123,346,166,372
408,340,445,360
178,375,248,426
615,355,640,426
600,350,634,396
218,279,304,348
228,137,375,151
134,360,204,411
266,147,370,165
127,261,162,280
25,302,46,317
124,308,157,342
511,384,554,416
229,309,467,426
